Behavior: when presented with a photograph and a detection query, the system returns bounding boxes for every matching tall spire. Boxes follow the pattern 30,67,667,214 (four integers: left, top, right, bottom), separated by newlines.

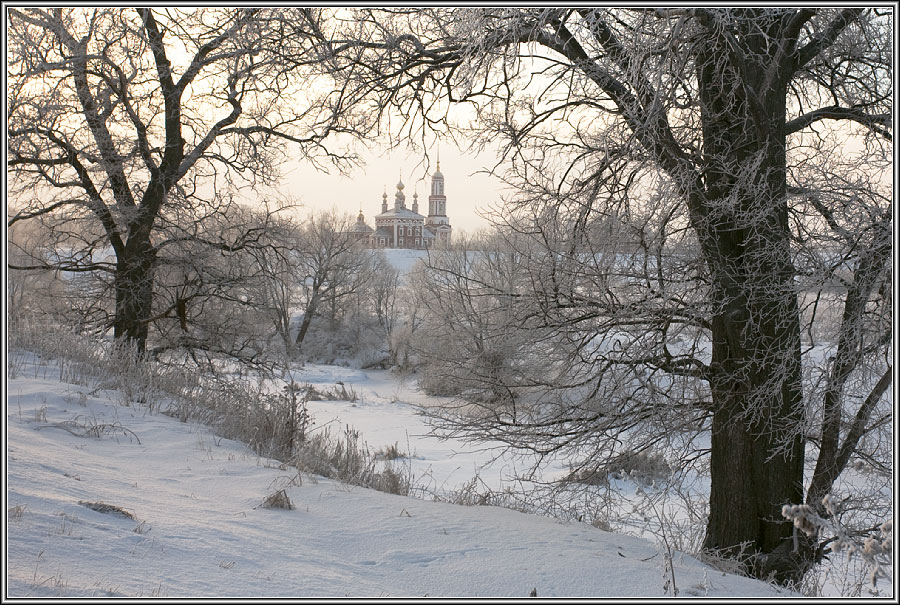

430,152,445,200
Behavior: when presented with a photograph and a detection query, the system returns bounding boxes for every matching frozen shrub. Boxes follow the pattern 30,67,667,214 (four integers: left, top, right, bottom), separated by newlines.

565,450,672,486
374,442,405,461
782,495,894,594
418,365,464,397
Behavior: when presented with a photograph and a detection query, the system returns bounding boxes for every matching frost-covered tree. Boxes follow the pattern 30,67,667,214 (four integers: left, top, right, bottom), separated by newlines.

315,7,892,582
7,8,368,352
292,210,373,351
240,209,308,357
367,252,406,365
412,231,547,403
149,200,296,366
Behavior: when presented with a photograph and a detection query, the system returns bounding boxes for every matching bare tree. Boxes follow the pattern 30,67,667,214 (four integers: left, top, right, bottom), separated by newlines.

369,252,401,339
412,231,544,403
365,251,406,366
316,7,892,582
243,212,305,356
148,199,293,367
292,210,372,351
6,221,75,328
7,8,366,352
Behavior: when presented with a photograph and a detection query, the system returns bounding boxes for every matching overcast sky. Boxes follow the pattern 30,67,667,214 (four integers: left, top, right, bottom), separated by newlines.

279,141,507,234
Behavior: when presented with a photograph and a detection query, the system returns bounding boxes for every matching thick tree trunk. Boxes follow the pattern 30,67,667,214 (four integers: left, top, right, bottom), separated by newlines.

113,230,156,354
694,26,808,582
704,292,807,583
699,188,809,581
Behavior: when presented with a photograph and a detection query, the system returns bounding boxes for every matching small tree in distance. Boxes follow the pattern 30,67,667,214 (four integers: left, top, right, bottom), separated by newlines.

292,210,373,352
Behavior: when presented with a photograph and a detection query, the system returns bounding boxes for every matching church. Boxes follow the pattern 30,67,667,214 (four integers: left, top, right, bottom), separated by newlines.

351,161,452,249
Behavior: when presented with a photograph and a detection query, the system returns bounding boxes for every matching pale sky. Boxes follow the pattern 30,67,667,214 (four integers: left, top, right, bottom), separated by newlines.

279,144,506,235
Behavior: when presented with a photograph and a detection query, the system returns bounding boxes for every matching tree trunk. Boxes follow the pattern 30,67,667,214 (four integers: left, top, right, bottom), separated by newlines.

704,294,807,583
113,231,156,354
806,217,892,509
277,308,295,355
695,27,808,582
295,292,320,349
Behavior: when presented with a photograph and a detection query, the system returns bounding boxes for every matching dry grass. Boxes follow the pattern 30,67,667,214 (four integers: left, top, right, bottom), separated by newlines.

51,512,78,536
291,426,411,497
303,382,358,402
35,418,141,444
10,321,414,503
9,503,27,521
374,442,405,461
78,500,137,520
259,489,293,510
371,465,410,495
698,544,755,577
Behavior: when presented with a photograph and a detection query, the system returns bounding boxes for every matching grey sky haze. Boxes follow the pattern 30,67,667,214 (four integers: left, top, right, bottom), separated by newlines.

280,145,505,234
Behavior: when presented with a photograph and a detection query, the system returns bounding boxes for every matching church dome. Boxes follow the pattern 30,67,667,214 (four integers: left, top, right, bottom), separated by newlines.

352,209,373,232
394,179,406,207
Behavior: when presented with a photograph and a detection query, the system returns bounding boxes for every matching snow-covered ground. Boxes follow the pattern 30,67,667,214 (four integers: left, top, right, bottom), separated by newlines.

5,350,796,598
380,247,428,277
293,362,569,495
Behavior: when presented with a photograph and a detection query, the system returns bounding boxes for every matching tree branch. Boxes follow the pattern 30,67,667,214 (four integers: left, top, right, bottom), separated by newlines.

784,105,892,139
795,8,863,69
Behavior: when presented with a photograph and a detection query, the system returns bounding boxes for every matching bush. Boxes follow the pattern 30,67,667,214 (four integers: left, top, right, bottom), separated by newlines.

292,426,410,496
565,450,672,487
418,365,464,396
374,442,405,461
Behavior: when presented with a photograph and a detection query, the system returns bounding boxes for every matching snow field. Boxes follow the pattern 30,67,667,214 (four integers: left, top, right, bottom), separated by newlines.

5,351,795,598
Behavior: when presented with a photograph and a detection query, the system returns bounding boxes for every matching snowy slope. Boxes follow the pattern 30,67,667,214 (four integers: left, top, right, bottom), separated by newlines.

5,352,796,598
380,247,428,276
